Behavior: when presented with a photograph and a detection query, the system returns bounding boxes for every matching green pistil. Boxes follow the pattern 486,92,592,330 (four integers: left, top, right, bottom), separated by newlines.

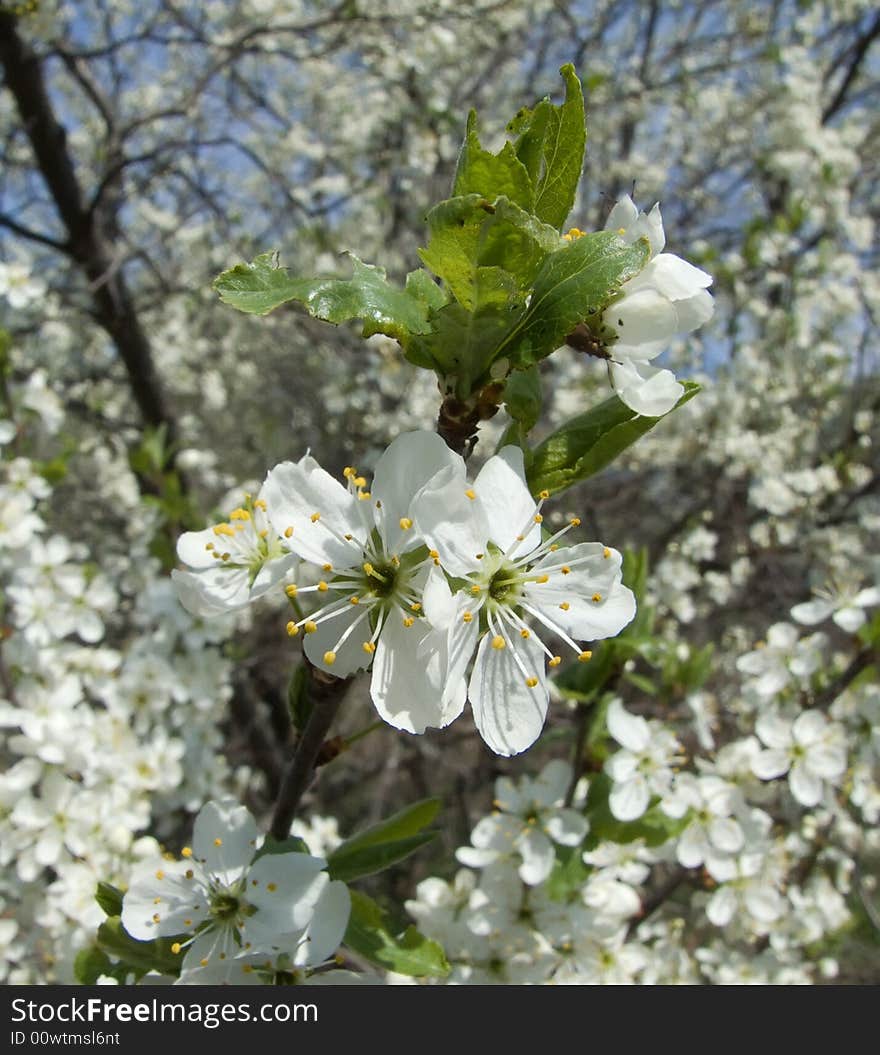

487,560,522,606
210,892,242,922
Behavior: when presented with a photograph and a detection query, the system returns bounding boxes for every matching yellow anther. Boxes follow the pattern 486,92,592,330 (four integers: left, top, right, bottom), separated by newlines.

285,584,298,598
259,529,268,539
471,584,482,594
534,574,549,584
220,552,231,561
212,523,235,537
578,651,593,663
286,621,300,637
561,566,571,575
152,913,160,923
592,593,602,603
476,553,484,560
171,943,182,955
410,602,422,612
310,512,321,523
358,491,371,500
318,581,329,592
362,641,376,654
570,517,581,527
155,870,165,880
304,621,318,634
491,635,506,650
363,562,374,576
549,543,559,552
322,563,333,572
617,227,626,235
214,838,223,847
525,677,539,688
205,542,214,550
350,596,360,605
549,656,562,668
254,499,267,511
563,227,585,241
344,533,354,541
520,629,531,639
539,490,550,500
516,534,525,541
284,526,294,538
465,489,476,500
230,508,250,521
403,617,415,628
353,476,367,488
323,651,337,666
390,555,400,566
429,550,439,560
603,547,611,558
153,896,161,904
399,517,413,531
184,872,193,882
343,466,356,479
462,612,473,623
559,602,570,611
181,847,192,858
200,958,209,968
183,915,192,923
534,513,544,524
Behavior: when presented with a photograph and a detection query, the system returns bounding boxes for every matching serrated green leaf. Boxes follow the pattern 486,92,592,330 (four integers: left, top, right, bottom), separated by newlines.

509,98,553,185
214,252,432,341
527,382,701,497
532,64,586,230
330,798,441,857
497,231,650,372
405,268,447,312
97,917,182,978
454,110,534,211
95,881,124,918
504,366,543,432
343,890,449,978
327,832,437,883
419,195,559,308
584,774,691,848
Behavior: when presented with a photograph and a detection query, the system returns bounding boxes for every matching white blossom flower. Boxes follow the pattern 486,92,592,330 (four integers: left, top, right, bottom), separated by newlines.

414,445,636,755
456,760,588,884
604,698,684,821
121,799,350,984
751,710,847,807
791,578,880,633
262,431,465,734
601,194,714,416
736,623,826,698
172,488,296,617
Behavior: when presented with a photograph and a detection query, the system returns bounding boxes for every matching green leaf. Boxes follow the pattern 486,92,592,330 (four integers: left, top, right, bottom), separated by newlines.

530,64,587,230
327,832,437,883
253,833,310,861
508,98,552,186
545,844,590,902
419,195,559,308
95,881,124,918
74,944,115,985
343,890,449,978
453,110,534,211
504,366,543,433
96,917,182,979
584,774,690,849
497,231,650,372
527,382,701,497
405,268,448,312
214,252,433,341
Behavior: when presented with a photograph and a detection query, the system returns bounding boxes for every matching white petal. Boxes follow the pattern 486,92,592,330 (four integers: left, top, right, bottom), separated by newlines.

469,632,548,756
706,886,736,927
676,825,708,868
639,253,713,298
791,710,826,747
177,528,224,570
790,599,834,625
171,566,250,617
751,748,791,781
832,606,865,633
121,860,209,940
743,886,783,924
609,360,683,417
672,289,714,332
805,742,846,781
245,853,328,943
708,818,744,855
192,798,259,885
412,463,488,576
532,759,572,807
544,808,589,847
371,431,461,553
303,603,372,678
296,879,351,966
609,776,650,821
515,827,556,885
755,712,793,750
609,287,679,345
788,762,823,807
536,579,636,642
262,456,362,568
604,195,639,234
606,699,650,752
473,446,542,557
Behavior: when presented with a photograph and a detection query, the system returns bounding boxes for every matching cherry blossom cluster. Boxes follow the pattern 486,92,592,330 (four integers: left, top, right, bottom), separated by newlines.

174,431,637,756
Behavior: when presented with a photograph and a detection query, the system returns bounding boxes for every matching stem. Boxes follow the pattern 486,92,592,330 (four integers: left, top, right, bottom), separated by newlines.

343,719,385,748
269,658,351,839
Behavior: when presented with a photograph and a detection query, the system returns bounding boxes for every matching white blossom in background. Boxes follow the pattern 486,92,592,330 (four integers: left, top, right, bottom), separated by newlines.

736,623,826,699
262,431,466,734
604,698,684,820
791,578,880,633
456,760,588,884
121,799,350,984
751,710,847,807
414,445,635,755
600,194,714,416
667,773,745,871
